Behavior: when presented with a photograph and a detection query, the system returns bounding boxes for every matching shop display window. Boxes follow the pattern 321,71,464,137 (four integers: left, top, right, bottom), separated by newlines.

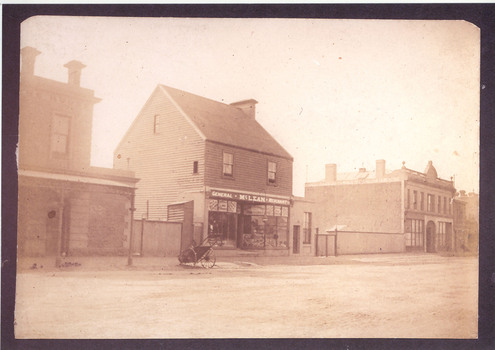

241,204,288,249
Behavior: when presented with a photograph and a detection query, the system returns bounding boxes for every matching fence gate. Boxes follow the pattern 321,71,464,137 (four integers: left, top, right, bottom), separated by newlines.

315,234,336,257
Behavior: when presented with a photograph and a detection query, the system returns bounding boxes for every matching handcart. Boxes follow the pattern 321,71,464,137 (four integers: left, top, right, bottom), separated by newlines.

178,235,223,268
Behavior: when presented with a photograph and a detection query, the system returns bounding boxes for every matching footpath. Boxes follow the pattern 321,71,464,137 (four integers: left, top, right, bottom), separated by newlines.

16,254,349,272
13,251,460,273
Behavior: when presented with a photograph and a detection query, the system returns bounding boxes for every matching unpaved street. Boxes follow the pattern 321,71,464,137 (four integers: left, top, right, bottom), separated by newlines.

14,254,478,339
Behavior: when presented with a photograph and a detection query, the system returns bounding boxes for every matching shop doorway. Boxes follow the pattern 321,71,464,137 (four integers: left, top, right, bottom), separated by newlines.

208,211,237,247
293,225,300,254
426,221,436,253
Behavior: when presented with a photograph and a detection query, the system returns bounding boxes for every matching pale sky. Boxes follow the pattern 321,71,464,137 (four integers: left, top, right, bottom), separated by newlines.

20,16,480,196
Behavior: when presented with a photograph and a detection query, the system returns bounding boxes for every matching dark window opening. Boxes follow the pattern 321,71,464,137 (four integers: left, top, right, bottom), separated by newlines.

303,212,312,244
153,115,161,134
51,114,70,156
223,152,233,176
268,161,277,184
193,161,199,174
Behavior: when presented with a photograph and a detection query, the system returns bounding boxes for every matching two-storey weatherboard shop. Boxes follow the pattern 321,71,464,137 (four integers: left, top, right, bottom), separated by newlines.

114,85,293,255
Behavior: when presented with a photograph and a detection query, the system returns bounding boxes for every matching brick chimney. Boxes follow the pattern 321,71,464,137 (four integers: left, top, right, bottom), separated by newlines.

376,159,385,179
230,99,258,119
64,60,86,87
325,164,337,183
21,46,41,76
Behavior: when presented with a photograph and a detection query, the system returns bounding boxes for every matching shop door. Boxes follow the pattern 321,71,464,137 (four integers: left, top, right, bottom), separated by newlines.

209,211,237,248
293,225,300,254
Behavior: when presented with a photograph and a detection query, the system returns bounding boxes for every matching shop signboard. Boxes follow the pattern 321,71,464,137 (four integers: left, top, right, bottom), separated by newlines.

210,189,290,206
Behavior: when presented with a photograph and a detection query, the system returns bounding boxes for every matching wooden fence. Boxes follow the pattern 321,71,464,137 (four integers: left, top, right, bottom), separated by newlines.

131,219,182,257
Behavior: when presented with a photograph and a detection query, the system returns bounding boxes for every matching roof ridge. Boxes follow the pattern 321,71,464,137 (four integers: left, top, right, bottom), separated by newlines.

159,84,237,110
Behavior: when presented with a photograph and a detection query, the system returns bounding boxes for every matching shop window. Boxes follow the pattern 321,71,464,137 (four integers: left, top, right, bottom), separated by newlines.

268,161,277,184
241,204,289,249
193,161,199,174
51,114,70,156
303,212,312,244
437,222,446,248
223,152,233,176
406,219,424,248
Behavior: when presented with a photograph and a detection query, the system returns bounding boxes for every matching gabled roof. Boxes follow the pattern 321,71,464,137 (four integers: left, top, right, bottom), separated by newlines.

159,85,293,160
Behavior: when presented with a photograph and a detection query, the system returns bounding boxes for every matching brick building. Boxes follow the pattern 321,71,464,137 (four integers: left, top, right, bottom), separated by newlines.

453,191,479,253
304,160,456,255
18,47,138,258
114,85,293,255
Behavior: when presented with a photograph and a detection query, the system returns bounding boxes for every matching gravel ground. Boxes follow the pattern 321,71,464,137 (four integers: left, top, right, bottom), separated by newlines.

14,253,478,339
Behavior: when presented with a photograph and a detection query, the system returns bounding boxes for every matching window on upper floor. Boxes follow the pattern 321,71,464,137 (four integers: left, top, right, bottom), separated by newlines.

193,161,199,174
153,115,161,134
406,189,410,209
50,114,70,157
427,194,434,212
268,161,277,184
443,197,447,214
223,152,233,176
420,192,424,211
413,190,418,210
438,195,441,213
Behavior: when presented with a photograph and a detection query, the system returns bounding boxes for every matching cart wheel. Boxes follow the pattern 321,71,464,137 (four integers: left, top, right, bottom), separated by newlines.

201,251,216,269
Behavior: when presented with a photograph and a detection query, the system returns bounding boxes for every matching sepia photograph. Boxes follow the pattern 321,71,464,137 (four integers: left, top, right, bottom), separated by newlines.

8,9,483,343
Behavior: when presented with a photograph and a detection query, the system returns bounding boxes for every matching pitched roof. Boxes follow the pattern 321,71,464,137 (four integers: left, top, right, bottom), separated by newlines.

159,85,292,160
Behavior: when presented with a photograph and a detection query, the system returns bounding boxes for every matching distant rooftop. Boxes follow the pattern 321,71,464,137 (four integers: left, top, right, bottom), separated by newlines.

307,160,454,189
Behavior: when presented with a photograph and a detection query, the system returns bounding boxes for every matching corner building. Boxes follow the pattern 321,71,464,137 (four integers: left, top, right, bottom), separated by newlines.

114,85,293,255
18,47,138,258
305,160,456,255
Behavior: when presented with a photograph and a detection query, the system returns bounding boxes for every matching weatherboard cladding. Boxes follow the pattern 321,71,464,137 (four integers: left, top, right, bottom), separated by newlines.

160,85,293,160
114,87,205,219
204,141,292,197
115,85,293,219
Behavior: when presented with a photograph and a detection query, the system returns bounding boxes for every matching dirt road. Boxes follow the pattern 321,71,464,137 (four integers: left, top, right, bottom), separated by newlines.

14,254,478,339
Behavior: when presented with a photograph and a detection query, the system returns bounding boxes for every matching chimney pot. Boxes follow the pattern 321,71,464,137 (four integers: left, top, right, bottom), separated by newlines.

64,60,86,87
230,99,258,119
376,159,386,179
325,164,337,183
21,46,41,76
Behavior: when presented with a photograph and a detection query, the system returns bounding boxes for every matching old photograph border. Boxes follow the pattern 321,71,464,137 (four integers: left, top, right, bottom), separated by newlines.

3,3,494,349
